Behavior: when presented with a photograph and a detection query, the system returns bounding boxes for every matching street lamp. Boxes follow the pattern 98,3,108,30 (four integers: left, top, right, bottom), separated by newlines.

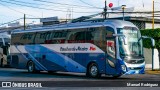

121,5,126,21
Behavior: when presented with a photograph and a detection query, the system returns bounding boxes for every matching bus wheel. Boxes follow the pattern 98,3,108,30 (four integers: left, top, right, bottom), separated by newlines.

88,63,100,78
27,61,36,73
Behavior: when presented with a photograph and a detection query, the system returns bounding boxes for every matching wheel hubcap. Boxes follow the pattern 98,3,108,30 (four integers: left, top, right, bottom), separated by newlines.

28,62,33,72
90,65,98,77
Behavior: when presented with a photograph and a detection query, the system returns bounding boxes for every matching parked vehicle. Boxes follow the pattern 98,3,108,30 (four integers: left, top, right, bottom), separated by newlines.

10,20,147,77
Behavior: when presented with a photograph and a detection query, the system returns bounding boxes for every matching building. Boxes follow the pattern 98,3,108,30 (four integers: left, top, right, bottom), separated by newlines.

40,16,60,25
104,16,160,29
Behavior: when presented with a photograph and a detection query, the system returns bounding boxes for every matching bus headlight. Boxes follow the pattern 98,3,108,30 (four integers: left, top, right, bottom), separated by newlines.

121,65,126,72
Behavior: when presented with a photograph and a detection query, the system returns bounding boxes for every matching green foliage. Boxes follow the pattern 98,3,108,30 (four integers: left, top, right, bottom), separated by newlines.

140,28,160,49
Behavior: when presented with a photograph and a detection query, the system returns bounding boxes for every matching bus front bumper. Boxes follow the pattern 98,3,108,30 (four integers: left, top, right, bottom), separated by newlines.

124,66,145,75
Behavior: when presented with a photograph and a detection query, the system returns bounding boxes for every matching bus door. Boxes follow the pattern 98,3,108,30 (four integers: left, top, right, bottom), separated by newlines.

105,27,117,75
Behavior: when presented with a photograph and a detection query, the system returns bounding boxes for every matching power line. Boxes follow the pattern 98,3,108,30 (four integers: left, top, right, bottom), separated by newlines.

0,2,24,14
0,0,100,13
0,2,40,18
8,0,102,10
33,0,102,9
0,18,22,26
6,0,75,10
78,0,102,9
8,0,42,6
0,0,66,12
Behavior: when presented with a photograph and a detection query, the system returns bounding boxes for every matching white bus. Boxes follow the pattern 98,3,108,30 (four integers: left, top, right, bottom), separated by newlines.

10,20,148,78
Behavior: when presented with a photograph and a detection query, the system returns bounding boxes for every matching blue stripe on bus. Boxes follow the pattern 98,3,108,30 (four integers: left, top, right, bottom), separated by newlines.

25,45,86,72
15,45,47,71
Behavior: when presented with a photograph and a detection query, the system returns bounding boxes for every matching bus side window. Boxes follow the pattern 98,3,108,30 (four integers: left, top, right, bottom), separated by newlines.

67,29,86,43
107,40,115,58
62,31,68,37
45,32,51,40
106,27,114,37
34,33,41,44
20,33,34,44
68,32,76,40
85,31,93,41
54,32,59,38
75,32,85,40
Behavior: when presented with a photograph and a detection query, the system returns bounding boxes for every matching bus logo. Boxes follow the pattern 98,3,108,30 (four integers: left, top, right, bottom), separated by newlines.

90,46,96,51
2,82,11,87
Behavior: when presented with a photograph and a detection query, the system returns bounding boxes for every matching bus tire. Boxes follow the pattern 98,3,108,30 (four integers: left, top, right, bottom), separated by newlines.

27,61,36,73
87,63,101,78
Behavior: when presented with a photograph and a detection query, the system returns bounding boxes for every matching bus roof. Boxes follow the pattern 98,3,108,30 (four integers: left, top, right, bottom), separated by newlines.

12,20,137,34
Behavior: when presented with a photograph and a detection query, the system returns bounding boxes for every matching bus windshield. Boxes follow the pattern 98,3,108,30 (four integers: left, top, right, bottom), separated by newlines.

117,27,143,57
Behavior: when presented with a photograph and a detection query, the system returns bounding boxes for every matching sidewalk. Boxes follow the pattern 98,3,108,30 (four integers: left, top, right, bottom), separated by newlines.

145,70,160,74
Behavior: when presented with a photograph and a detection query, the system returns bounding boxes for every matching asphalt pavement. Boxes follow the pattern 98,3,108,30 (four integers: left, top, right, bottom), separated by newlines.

0,68,160,90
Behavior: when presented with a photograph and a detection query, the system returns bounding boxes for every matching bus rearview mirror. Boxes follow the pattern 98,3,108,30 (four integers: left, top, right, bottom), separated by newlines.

141,36,155,47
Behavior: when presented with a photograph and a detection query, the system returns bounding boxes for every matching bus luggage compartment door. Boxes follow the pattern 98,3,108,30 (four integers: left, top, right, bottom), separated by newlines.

10,55,19,68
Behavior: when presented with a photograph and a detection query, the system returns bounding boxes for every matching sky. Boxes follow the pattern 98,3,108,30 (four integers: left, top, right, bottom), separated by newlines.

0,0,159,26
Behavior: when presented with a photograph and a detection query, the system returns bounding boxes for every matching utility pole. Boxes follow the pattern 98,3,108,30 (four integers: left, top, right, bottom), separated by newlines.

104,0,107,19
24,14,26,30
152,0,154,30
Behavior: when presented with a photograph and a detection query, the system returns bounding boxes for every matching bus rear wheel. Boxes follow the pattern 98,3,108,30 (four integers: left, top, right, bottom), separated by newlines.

27,61,36,73
87,63,101,78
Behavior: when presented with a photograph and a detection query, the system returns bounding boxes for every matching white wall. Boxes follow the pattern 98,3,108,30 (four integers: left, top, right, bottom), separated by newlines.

144,22,160,69
145,22,160,29
144,48,159,70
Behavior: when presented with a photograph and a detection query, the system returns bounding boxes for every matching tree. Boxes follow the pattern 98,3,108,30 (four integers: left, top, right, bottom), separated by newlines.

140,28,160,63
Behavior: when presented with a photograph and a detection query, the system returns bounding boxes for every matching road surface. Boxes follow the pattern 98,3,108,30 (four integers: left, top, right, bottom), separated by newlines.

0,68,160,90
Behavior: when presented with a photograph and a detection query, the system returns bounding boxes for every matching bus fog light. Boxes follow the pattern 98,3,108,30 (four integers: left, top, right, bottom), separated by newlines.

121,65,126,71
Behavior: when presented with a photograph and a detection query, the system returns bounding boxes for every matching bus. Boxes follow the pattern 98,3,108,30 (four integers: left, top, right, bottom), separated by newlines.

0,32,11,67
10,20,146,78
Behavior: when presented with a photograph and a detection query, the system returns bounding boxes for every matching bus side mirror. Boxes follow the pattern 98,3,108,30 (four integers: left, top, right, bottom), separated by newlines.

113,34,127,45
139,36,155,47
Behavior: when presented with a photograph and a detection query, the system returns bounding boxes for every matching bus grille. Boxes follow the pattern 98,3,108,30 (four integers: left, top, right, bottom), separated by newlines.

125,60,144,64
129,67,143,70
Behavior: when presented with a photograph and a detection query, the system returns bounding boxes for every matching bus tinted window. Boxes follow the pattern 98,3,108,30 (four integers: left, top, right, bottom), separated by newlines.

11,33,35,45
52,31,67,39
35,32,45,44
106,27,114,37
67,28,86,43
75,32,85,40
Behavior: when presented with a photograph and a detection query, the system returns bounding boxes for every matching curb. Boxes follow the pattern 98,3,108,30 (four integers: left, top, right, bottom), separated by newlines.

145,70,160,74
